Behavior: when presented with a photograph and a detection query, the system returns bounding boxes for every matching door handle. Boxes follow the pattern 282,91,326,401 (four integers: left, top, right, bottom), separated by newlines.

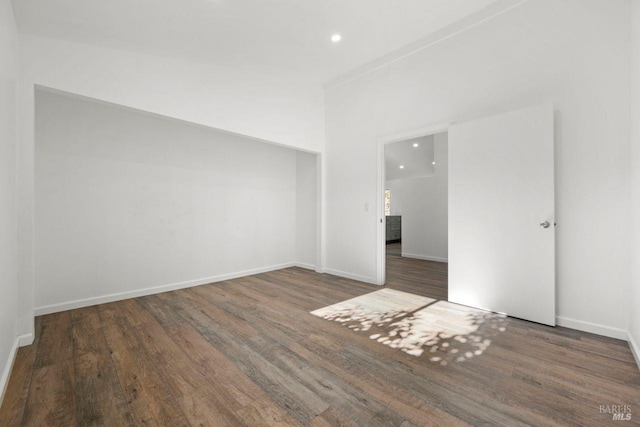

540,220,550,229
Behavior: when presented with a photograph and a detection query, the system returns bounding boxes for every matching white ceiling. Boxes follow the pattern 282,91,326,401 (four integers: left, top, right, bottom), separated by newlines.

385,135,436,181
12,0,499,84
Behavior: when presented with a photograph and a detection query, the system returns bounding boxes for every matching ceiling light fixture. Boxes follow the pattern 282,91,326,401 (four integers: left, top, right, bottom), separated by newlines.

432,162,436,165
399,165,405,169
413,143,419,147
331,34,342,42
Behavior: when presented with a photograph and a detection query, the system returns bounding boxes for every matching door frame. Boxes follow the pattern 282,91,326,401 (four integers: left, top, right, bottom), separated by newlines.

376,121,453,285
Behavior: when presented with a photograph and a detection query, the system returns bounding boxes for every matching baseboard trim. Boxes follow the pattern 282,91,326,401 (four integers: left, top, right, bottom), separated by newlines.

34,262,297,316
294,262,316,271
323,268,380,286
628,331,640,370
401,252,448,263
18,333,34,347
556,316,628,340
0,336,20,409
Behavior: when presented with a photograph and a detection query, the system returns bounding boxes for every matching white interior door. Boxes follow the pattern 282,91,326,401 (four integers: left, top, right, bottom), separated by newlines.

448,104,555,326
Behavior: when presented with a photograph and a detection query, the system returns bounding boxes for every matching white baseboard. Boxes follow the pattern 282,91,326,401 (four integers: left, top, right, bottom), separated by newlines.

34,262,297,316
628,331,640,370
323,268,380,286
556,316,628,340
18,333,34,347
0,333,36,409
0,336,20,409
294,262,316,271
401,252,448,263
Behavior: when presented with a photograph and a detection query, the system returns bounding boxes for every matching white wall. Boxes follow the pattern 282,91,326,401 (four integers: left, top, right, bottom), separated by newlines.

296,151,318,269
325,0,632,337
34,89,313,313
0,0,19,402
16,33,326,337
20,35,324,153
385,132,448,262
630,0,640,362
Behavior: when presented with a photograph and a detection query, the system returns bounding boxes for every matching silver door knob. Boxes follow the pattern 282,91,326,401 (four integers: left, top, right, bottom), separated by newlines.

540,221,550,228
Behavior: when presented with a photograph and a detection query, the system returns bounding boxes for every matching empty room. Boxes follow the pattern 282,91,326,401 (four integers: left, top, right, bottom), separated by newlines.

1,0,640,426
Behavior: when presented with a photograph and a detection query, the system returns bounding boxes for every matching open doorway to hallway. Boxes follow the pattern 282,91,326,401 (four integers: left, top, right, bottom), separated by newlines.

383,131,448,300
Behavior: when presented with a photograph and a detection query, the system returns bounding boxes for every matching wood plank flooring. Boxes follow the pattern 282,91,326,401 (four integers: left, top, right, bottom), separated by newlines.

1,257,639,426
386,242,448,301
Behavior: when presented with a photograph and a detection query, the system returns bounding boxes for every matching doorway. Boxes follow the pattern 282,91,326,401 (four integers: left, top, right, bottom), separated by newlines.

381,131,449,300
377,105,555,325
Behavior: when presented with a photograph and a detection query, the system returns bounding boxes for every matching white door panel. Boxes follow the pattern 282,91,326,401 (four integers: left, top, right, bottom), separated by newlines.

449,104,555,326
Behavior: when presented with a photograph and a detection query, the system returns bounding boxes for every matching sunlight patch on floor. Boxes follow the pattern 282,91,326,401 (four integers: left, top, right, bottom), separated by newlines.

311,289,507,364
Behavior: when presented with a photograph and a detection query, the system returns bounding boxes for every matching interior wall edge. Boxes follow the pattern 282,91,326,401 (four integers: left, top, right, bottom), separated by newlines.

15,58,35,343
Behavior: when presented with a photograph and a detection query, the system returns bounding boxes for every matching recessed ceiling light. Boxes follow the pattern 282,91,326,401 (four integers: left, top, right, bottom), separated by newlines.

399,165,405,169
413,143,419,147
331,34,342,43
432,161,436,165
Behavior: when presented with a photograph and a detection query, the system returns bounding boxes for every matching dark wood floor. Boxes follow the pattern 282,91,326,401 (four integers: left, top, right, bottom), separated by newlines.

386,242,447,301
1,256,639,426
